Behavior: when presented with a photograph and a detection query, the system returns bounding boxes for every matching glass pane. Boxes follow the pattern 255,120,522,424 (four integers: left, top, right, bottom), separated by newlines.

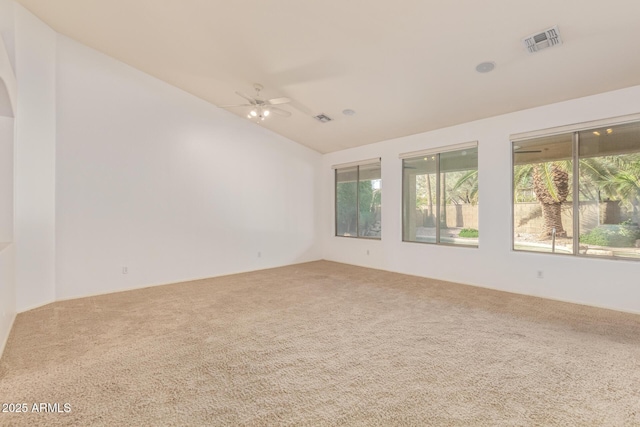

439,147,479,246
513,134,574,254
358,163,381,238
578,122,640,259
403,156,437,243
336,167,358,237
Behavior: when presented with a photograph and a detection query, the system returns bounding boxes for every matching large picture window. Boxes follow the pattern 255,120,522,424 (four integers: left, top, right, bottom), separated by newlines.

513,119,640,260
335,160,381,238
402,144,478,246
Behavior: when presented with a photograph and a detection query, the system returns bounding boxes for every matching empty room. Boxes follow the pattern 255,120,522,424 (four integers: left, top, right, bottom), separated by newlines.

1,0,640,425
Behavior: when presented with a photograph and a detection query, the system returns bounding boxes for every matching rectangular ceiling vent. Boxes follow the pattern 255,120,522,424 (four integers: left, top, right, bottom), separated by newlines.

313,114,333,123
523,25,562,53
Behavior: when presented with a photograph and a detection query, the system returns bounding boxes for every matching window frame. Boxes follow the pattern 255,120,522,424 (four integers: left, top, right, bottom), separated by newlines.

333,159,381,240
511,114,640,261
400,142,479,248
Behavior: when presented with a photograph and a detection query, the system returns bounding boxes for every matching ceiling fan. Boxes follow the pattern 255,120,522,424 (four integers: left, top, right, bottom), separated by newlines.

220,83,292,120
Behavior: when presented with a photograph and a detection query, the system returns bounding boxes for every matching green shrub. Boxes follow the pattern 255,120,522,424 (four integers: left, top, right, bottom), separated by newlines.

459,228,479,238
580,223,640,247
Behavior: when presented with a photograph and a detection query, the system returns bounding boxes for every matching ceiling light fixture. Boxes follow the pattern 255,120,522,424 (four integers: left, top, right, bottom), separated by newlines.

342,109,356,116
593,131,601,136
247,106,271,122
475,61,496,73
606,128,613,134
221,84,292,123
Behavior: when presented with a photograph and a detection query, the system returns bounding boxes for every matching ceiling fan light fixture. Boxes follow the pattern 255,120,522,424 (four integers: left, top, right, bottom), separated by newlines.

222,84,291,121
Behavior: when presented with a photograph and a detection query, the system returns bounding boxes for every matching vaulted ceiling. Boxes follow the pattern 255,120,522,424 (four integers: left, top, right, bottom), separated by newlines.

15,0,640,153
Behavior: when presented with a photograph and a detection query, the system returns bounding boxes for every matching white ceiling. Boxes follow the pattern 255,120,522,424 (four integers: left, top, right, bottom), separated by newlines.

15,0,640,153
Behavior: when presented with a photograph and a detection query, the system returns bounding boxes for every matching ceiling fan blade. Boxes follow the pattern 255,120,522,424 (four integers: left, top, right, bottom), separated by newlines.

266,97,291,106
235,91,256,104
269,106,291,117
219,103,253,108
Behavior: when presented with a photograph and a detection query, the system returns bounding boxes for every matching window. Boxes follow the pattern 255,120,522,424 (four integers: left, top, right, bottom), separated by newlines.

334,160,381,238
513,134,574,254
402,144,478,246
513,119,640,260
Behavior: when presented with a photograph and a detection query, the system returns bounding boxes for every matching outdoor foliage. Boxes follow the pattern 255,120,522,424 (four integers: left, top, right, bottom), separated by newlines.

336,178,380,236
358,180,381,234
414,169,478,229
579,222,640,247
336,181,357,234
459,228,479,238
451,170,479,205
515,152,640,240
514,161,571,237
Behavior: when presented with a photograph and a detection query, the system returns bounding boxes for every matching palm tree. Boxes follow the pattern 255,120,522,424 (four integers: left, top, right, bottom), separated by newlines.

532,163,570,236
514,161,571,238
598,154,640,224
451,169,478,204
515,153,640,240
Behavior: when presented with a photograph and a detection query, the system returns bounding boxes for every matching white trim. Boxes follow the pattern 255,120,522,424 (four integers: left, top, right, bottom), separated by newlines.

331,157,380,170
510,112,640,142
399,141,478,159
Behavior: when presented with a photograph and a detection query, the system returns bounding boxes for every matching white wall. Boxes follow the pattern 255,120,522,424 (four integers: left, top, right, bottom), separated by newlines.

55,36,321,300
0,0,15,73
0,105,12,243
322,85,640,314
13,4,57,312
0,243,15,354
0,4,16,354
0,116,14,354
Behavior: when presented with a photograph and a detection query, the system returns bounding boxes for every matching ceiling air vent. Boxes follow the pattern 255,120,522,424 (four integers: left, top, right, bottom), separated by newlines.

313,114,333,123
523,25,562,53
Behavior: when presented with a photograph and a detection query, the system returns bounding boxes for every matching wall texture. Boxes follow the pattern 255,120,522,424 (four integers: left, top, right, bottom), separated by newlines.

0,117,14,354
54,36,321,300
322,86,640,314
0,3,16,355
13,3,57,312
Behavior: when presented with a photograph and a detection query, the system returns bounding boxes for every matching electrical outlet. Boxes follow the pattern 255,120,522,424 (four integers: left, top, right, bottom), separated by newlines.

536,270,543,279
122,266,128,274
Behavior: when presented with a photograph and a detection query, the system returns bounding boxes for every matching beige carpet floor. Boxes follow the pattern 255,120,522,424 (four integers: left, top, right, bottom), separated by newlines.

1,260,639,426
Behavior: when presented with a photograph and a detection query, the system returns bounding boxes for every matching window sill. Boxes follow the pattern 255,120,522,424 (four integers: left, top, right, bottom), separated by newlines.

335,235,381,241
